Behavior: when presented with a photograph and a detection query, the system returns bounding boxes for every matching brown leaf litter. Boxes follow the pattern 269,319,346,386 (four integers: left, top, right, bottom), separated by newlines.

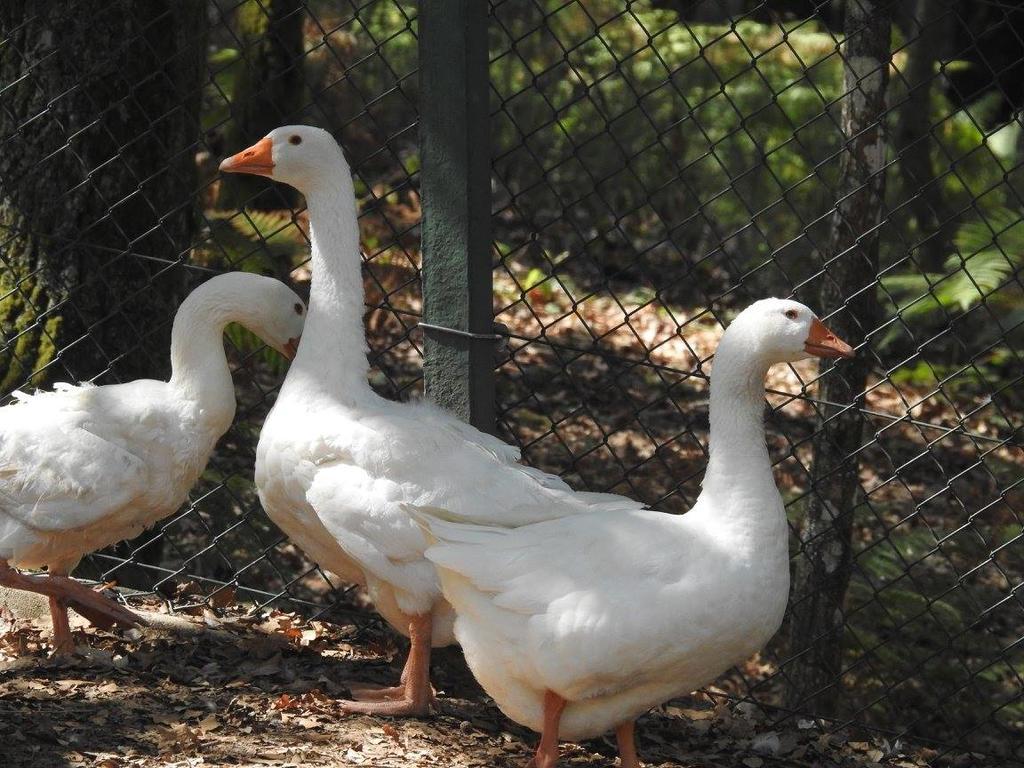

0,601,997,767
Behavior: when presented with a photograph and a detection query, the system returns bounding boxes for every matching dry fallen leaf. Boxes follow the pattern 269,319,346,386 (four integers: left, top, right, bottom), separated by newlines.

210,586,237,609
155,722,201,752
0,596,967,768
150,712,179,726
274,692,299,710
670,707,715,720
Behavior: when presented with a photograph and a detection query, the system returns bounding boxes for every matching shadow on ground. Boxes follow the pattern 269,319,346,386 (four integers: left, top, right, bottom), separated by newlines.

0,602,986,768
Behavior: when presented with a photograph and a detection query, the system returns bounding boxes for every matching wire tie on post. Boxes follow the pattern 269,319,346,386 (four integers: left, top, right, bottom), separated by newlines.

417,322,503,342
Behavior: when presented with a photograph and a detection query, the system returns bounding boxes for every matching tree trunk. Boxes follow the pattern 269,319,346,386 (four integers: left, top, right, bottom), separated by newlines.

894,0,953,270
216,0,305,211
0,0,205,391
786,0,891,717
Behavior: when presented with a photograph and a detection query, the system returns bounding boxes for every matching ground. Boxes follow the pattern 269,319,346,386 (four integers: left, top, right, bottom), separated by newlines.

0,600,968,768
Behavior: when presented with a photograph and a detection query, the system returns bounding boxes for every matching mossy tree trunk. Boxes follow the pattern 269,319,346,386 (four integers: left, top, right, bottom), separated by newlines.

0,0,205,392
786,0,891,717
216,0,305,211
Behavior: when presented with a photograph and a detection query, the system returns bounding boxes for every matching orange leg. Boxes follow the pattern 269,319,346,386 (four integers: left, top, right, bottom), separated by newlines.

348,648,419,701
527,690,566,768
615,720,641,768
338,613,434,716
0,559,140,655
48,592,75,655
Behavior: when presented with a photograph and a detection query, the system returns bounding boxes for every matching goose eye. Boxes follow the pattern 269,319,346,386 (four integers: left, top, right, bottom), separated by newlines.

784,309,799,320
293,302,304,315
289,135,302,145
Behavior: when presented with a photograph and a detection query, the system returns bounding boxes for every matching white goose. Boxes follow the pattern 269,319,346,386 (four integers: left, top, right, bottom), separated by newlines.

0,272,304,654
220,125,646,716
416,299,854,767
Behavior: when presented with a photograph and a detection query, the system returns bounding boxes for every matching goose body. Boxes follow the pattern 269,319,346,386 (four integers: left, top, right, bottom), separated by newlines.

418,298,854,765
222,125,645,714
1,378,227,571
256,386,642,641
0,272,304,652
420,488,787,741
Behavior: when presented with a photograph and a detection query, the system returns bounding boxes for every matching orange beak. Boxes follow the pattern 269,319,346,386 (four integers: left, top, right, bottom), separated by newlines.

282,337,300,360
219,136,274,177
804,317,855,359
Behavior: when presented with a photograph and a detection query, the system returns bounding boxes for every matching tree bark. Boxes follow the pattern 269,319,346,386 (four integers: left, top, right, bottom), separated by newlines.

894,0,953,271
216,0,305,211
786,0,891,716
0,0,205,391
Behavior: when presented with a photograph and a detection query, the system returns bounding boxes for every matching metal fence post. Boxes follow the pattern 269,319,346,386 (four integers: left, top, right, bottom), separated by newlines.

419,0,495,432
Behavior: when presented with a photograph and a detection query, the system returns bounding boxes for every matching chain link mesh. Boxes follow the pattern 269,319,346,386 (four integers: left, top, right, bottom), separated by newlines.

1,0,1021,761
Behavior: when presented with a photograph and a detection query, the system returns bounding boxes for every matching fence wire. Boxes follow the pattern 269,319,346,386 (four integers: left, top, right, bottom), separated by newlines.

1,0,1022,763
489,0,1024,760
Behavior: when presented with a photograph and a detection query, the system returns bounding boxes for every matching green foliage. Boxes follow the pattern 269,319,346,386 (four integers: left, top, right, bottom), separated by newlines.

883,208,1024,319
204,47,242,131
223,323,292,376
489,4,847,296
235,0,272,36
194,209,308,280
848,521,1024,732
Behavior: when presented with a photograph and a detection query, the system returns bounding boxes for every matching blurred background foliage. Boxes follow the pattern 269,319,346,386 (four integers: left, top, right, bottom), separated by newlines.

206,0,1024,382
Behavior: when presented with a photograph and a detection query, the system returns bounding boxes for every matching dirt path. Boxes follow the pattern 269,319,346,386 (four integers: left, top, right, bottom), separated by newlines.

0,604,963,767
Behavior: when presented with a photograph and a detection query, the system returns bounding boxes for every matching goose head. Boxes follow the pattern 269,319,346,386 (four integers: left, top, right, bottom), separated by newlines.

250,276,305,360
724,298,855,364
219,125,347,195
213,272,306,360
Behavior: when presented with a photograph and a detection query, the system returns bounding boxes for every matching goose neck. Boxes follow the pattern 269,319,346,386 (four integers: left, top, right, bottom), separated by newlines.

290,181,373,398
168,300,236,429
700,336,789,561
704,332,773,490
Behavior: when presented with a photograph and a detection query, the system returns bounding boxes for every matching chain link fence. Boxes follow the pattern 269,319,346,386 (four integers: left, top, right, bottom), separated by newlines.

1,0,1022,763
1,0,424,625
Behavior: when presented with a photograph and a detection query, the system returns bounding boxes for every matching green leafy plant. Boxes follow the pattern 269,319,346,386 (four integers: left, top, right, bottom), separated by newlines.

204,47,242,131
196,209,309,273
882,207,1024,319
846,521,1024,735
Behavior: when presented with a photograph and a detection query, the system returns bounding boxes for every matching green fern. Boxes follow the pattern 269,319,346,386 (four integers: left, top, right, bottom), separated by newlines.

224,323,291,376
882,208,1024,319
195,209,309,273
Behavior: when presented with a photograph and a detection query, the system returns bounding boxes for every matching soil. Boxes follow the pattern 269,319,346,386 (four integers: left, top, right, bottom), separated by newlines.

0,601,967,768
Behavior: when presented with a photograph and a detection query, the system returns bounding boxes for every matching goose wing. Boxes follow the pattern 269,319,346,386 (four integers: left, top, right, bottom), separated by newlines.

416,508,704,699
326,401,647,527
300,401,646,611
0,386,150,532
